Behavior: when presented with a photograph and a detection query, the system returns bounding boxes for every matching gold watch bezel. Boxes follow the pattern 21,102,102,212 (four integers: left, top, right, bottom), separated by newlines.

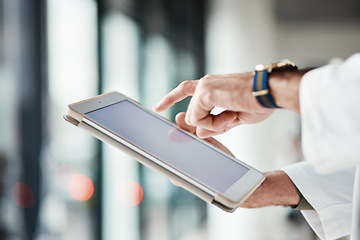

255,59,296,73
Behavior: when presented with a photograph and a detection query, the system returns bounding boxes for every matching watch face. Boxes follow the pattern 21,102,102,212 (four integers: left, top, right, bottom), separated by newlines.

255,59,296,72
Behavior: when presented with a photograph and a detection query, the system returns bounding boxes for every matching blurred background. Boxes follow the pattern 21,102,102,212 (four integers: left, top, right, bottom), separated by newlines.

0,0,359,239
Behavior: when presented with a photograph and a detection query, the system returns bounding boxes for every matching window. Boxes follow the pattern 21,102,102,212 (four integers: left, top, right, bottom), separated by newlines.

0,0,206,239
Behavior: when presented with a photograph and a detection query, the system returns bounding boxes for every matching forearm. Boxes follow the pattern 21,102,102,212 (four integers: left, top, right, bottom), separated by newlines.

241,170,300,208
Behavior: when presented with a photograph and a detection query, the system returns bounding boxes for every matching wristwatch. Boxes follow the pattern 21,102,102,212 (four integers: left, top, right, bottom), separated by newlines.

252,60,297,108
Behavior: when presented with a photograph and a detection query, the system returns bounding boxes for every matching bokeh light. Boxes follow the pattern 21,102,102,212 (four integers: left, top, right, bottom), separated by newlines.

68,174,94,201
115,180,144,207
11,182,35,208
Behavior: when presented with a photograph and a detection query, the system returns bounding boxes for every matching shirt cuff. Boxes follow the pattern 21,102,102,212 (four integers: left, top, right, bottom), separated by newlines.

292,187,314,211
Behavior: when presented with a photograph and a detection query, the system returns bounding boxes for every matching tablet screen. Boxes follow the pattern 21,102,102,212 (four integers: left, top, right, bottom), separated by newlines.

86,100,249,192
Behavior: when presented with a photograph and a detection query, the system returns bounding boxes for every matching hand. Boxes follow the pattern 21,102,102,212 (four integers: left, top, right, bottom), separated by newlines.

154,73,275,138
241,170,300,208
174,112,235,157
174,112,300,209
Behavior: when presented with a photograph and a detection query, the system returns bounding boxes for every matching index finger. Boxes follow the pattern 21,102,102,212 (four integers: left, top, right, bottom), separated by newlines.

153,80,198,112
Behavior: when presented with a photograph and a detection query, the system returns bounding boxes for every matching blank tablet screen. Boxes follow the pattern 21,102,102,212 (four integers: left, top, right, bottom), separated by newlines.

86,100,249,193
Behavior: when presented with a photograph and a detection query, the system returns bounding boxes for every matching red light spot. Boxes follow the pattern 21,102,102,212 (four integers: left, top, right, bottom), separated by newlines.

115,180,143,207
11,183,35,208
68,174,94,201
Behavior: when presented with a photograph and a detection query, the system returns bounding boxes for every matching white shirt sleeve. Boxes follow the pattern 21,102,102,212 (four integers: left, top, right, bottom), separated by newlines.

300,53,360,173
283,161,355,240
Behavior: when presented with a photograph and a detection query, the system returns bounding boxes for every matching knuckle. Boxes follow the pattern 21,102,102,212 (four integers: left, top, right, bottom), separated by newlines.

198,77,213,91
179,80,189,88
199,90,214,105
192,117,201,125
185,115,192,125
186,115,198,126
203,74,214,80
180,80,191,93
180,80,190,89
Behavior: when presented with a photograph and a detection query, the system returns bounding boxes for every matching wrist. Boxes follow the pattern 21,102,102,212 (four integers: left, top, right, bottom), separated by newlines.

252,60,298,110
268,70,307,113
242,170,300,208
265,170,300,207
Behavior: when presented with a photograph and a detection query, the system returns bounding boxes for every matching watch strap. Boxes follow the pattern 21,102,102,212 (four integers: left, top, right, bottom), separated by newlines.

253,70,280,108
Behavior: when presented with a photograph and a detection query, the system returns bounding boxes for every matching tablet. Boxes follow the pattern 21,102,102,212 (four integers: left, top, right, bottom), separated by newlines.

64,91,265,212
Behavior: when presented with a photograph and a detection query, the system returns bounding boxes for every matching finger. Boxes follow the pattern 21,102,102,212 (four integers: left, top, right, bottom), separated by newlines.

236,109,274,125
175,112,197,134
196,127,220,139
176,113,235,155
176,112,222,139
187,110,239,133
153,80,198,112
167,112,196,143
